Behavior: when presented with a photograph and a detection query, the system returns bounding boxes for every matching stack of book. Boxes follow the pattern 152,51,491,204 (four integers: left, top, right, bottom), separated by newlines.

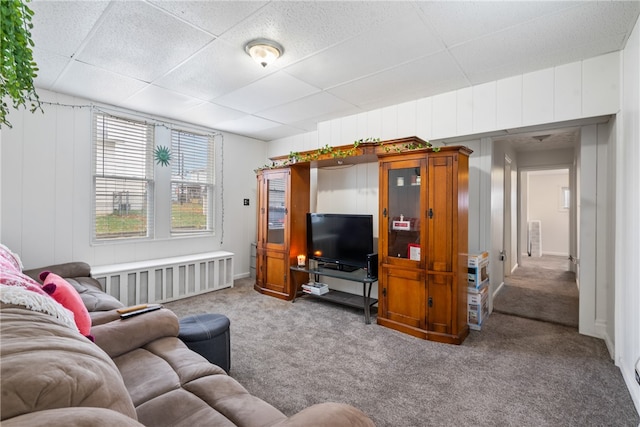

302,282,329,295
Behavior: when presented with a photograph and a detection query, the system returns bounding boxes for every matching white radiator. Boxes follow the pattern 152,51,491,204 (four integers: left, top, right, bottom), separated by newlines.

91,251,234,306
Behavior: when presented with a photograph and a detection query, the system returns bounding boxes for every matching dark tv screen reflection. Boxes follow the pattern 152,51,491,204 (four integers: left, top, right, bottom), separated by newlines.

306,213,374,272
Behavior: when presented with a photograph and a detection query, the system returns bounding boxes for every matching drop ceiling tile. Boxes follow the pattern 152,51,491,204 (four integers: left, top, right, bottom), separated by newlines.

257,92,357,125
31,0,110,57
417,1,576,47
173,102,245,128
451,2,639,85
465,33,627,87
154,39,270,101
52,60,148,106
327,51,468,108
32,49,71,90
149,1,267,36
212,72,320,114
215,115,282,135
217,1,415,67
285,13,445,90
249,124,307,142
76,1,213,82
121,85,204,118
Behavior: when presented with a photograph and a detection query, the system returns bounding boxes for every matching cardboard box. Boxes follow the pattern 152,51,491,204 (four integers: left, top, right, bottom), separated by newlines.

468,284,488,305
468,252,489,267
468,285,489,330
468,265,489,288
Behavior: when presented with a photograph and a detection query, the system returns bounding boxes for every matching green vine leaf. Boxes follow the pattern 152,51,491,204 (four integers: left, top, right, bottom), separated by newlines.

154,145,172,166
1,0,42,128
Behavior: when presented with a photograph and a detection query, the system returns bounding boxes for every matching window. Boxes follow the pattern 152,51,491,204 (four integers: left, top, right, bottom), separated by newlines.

93,113,154,240
560,186,570,210
171,129,214,234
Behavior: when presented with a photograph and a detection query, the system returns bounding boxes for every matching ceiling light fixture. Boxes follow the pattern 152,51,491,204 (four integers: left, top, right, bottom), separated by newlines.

245,38,284,67
532,134,551,142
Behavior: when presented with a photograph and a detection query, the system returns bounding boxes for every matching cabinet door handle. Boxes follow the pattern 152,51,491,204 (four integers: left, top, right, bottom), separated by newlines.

428,296,433,307
428,208,433,219
383,208,387,218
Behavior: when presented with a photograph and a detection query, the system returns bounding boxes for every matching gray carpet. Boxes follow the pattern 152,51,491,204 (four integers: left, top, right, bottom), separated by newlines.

164,277,638,427
493,255,579,328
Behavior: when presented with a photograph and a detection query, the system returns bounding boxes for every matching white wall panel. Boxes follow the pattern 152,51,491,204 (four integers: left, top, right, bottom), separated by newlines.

496,75,523,129
317,121,330,148
522,68,554,126
456,87,473,136
554,62,582,121
340,114,358,144
472,82,497,133
366,109,382,139
380,105,398,141
303,130,319,152
330,118,341,146
22,100,57,267
355,112,368,140
578,124,598,337
54,95,79,263
397,100,417,139
432,91,457,139
582,52,620,117
416,97,433,141
1,105,24,256
618,14,640,413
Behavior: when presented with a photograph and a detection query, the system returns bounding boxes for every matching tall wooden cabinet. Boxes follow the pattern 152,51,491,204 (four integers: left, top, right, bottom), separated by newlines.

377,146,471,344
255,164,310,301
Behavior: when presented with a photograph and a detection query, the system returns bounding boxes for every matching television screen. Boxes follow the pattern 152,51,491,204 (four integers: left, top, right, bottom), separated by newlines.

306,213,374,271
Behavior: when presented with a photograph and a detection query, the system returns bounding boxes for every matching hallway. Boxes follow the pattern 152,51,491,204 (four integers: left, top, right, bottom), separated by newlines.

492,255,579,328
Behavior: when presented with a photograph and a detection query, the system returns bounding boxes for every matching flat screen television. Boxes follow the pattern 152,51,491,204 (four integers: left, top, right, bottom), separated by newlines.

306,213,374,272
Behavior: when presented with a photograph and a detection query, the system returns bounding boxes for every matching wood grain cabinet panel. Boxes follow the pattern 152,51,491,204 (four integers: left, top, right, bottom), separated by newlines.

255,165,310,301
377,143,471,344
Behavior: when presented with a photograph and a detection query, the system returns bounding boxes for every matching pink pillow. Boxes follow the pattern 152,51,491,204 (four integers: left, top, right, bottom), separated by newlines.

40,271,93,341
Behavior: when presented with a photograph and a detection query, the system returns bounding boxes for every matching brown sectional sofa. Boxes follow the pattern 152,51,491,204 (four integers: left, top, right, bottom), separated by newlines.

1,262,375,426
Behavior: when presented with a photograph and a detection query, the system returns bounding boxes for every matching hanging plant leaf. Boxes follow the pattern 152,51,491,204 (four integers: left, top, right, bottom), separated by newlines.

1,0,42,128
154,145,172,166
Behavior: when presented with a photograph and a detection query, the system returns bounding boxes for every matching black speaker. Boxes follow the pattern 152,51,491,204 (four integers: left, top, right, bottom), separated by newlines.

366,253,378,278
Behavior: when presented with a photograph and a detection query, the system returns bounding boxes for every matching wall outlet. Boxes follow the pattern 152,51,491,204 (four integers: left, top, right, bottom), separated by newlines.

243,199,250,206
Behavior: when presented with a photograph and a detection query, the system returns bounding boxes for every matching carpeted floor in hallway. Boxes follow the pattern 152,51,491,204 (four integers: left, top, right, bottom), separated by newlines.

492,255,578,327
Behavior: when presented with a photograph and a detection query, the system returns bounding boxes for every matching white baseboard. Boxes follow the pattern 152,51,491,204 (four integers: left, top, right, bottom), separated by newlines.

235,272,251,280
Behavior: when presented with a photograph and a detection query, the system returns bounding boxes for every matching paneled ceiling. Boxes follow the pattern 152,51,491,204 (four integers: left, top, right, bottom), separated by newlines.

30,1,640,142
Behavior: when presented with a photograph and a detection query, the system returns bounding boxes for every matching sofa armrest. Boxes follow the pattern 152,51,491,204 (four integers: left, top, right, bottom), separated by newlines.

273,403,375,427
91,308,180,358
23,262,124,312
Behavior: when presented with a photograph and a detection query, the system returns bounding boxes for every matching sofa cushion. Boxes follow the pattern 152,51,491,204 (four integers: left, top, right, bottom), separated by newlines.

1,407,145,427
0,304,138,422
113,335,288,427
40,271,93,339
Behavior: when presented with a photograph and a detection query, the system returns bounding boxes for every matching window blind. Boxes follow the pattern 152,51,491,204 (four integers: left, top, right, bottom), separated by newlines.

171,129,214,233
93,113,154,240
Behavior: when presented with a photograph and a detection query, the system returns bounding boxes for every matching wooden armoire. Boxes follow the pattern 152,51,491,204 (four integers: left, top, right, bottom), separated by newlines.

377,146,471,344
254,164,310,301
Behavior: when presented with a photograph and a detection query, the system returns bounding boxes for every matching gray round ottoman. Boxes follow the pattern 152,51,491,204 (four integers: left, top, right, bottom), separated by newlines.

178,313,230,373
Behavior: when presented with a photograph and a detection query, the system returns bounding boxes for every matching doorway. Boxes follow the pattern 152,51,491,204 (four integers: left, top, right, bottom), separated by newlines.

492,130,579,328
